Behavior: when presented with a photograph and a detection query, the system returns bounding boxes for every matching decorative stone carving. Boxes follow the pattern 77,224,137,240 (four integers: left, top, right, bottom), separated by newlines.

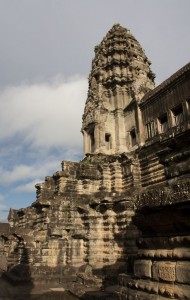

135,180,190,209
82,24,155,155
1,24,190,300
152,262,176,282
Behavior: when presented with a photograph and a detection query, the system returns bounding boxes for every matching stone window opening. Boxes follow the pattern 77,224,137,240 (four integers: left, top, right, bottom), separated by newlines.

105,133,111,150
90,130,95,153
171,105,184,126
36,241,40,248
130,129,137,147
87,124,95,153
146,121,156,139
158,113,168,133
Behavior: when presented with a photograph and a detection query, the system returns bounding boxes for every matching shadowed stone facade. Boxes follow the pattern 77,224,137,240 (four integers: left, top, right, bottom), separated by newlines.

0,24,190,299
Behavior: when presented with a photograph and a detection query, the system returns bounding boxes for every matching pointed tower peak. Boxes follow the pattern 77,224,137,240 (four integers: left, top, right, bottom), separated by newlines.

109,23,130,33
94,24,132,54
110,23,124,30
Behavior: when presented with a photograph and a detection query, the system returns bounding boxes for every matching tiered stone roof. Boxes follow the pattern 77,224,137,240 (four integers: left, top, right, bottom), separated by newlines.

90,23,155,87
82,24,155,155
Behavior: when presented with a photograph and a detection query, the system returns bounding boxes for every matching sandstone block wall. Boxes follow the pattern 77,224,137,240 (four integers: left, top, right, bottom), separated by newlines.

1,25,190,300
5,154,140,281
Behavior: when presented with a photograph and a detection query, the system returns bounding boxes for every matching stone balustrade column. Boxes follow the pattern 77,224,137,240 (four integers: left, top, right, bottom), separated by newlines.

115,109,126,153
94,124,100,152
83,130,89,154
136,105,145,146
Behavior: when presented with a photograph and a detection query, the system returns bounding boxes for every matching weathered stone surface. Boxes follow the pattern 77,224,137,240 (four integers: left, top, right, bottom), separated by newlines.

152,261,176,282
82,24,155,155
134,260,152,279
0,24,190,299
176,261,190,284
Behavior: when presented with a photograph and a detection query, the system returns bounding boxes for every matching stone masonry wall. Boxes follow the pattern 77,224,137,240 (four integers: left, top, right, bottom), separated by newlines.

6,154,139,282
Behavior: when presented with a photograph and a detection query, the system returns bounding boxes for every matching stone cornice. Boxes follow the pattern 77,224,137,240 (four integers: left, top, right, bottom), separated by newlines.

140,62,190,107
135,179,190,210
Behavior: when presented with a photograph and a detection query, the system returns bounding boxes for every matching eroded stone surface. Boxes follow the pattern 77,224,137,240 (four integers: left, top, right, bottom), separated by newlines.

82,24,155,155
0,24,190,299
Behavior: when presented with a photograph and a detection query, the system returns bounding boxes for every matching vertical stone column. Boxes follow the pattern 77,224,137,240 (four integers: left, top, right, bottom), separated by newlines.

83,130,89,154
111,161,123,192
101,164,111,192
115,109,126,153
99,122,106,153
94,124,100,153
109,92,116,153
114,86,127,153
136,105,145,146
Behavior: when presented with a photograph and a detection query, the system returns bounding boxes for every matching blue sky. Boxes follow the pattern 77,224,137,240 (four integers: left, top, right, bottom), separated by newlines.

0,0,190,222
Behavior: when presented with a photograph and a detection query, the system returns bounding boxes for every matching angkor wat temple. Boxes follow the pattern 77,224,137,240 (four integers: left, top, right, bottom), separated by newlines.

0,24,190,299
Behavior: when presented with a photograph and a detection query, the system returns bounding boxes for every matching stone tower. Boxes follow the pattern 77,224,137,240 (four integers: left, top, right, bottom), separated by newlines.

1,24,190,300
82,24,155,155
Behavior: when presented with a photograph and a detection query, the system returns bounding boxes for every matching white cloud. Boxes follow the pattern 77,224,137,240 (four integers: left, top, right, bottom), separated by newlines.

14,179,42,192
0,75,87,149
0,159,61,185
0,75,87,189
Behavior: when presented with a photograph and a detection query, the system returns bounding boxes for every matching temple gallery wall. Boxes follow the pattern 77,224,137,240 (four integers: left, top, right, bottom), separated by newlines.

0,24,190,299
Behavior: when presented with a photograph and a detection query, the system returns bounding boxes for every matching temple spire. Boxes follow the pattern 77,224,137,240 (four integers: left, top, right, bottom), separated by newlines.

82,24,155,155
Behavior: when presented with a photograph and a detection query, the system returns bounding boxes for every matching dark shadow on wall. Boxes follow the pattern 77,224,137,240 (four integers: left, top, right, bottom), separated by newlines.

0,228,81,300
69,213,138,299
81,201,190,300
0,231,34,300
70,257,129,299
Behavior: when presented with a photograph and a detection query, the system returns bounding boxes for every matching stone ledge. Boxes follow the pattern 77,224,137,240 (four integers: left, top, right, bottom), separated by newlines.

118,275,190,299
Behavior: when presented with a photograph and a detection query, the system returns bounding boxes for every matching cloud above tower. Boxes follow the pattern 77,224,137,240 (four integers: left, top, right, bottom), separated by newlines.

0,76,87,150
0,75,87,217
